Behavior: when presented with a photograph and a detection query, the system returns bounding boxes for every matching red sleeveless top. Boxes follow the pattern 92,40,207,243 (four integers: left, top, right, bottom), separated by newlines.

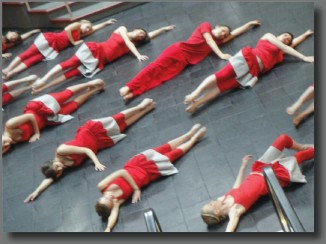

18,110,47,142
99,32,130,63
43,29,80,51
253,39,284,73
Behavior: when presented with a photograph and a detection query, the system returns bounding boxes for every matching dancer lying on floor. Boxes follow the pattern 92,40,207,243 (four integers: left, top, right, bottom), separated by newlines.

23,98,156,203
119,20,261,102
95,124,207,232
2,79,104,154
184,30,314,113
31,24,176,95
201,134,314,232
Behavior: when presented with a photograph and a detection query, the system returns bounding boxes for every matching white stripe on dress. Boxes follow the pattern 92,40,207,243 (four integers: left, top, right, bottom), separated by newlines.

32,94,74,123
278,156,307,183
34,33,59,60
75,43,101,78
92,117,126,144
229,49,258,88
141,149,179,176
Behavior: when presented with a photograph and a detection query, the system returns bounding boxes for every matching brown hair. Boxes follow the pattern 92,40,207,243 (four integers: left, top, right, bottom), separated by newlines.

200,208,227,226
132,28,150,46
279,32,294,45
5,30,22,45
41,161,57,180
95,200,111,219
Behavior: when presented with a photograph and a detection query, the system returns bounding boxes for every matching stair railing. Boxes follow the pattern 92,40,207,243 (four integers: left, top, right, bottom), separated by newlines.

144,208,162,232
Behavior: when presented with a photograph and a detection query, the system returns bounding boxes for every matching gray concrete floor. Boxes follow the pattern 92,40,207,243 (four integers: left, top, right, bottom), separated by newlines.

2,2,314,232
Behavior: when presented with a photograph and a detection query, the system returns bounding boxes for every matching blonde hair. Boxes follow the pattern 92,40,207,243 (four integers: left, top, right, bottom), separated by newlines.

80,19,93,28
200,208,227,226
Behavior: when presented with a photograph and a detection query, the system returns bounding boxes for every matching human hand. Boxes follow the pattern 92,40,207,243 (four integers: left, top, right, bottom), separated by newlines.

29,133,40,143
24,192,39,203
137,54,149,61
131,189,141,203
305,29,314,37
241,155,253,167
104,227,111,232
107,19,117,25
164,25,176,31
249,20,261,27
2,53,12,59
95,162,106,171
74,40,84,46
303,56,314,63
221,53,232,60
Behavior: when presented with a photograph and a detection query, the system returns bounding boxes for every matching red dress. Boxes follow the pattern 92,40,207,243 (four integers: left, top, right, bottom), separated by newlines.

126,22,223,96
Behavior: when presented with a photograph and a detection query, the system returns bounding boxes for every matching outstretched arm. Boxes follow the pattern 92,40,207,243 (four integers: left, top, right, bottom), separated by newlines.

24,178,54,203
104,202,123,232
232,155,251,189
5,114,40,142
148,25,176,39
116,26,148,61
56,144,106,171
262,33,314,62
21,29,41,41
223,20,261,43
203,32,231,60
291,29,314,48
84,19,117,37
226,205,246,232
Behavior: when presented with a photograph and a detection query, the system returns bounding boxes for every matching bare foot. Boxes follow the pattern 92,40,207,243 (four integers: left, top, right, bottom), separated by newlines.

123,93,134,102
184,93,196,105
293,115,302,127
139,98,153,109
119,86,130,97
286,103,299,115
185,103,197,114
193,127,207,141
31,87,42,95
32,79,45,90
189,124,202,136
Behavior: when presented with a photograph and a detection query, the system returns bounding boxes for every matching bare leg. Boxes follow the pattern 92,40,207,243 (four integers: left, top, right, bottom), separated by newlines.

186,86,220,114
31,75,67,95
67,79,104,95
33,64,64,90
123,98,156,126
293,102,314,127
7,86,31,99
174,126,207,153
3,75,38,90
2,57,22,75
122,92,134,102
287,86,314,115
4,62,28,80
167,124,202,150
184,75,217,104
72,83,105,106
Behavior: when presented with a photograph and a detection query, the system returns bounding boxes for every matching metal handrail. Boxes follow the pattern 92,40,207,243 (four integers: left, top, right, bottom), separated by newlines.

263,166,305,232
144,208,162,232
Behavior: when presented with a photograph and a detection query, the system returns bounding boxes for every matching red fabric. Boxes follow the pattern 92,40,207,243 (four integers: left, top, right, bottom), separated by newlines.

2,83,8,93
99,32,130,63
126,43,188,96
18,44,44,67
48,89,74,104
271,134,293,151
103,144,184,200
2,94,13,106
215,63,240,92
64,120,116,166
294,148,314,164
43,30,80,52
252,39,284,73
225,162,291,211
60,55,81,70
112,113,127,132
18,110,46,142
178,22,224,64
2,41,6,52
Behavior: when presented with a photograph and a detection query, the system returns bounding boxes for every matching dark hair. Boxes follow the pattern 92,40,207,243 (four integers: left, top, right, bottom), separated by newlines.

5,30,22,45
132,28,150,46
279,32,294,45
41,161,57,180
95,201,111,219
220,25,232,34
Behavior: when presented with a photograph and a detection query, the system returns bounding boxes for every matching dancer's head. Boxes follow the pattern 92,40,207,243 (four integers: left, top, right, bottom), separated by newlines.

95,195,114,219
80,19,93,34
2,135,13,155
213,25,231,40
41,160,64,180
4,30,22,44
130,28,150,45
277,32,294,46
201,200,227,226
